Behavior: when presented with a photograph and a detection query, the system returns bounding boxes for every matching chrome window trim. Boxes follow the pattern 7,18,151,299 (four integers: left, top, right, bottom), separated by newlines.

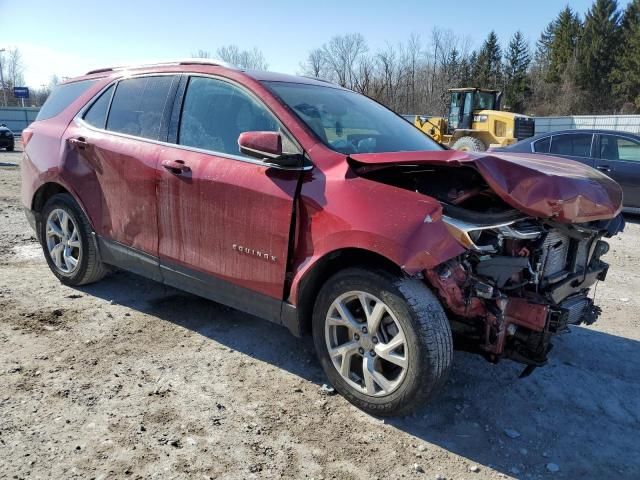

73,72,311,172
531,136,550,153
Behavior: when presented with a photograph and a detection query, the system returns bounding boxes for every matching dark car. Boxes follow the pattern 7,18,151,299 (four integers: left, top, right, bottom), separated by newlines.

491,129,640,213
20,60,624,415
0,123,15,151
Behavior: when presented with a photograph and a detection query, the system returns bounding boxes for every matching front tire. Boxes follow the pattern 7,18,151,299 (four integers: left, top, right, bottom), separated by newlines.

39,193,108,286
312,268,452,416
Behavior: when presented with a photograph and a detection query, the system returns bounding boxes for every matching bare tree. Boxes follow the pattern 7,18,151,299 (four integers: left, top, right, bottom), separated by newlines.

301,32,478,115
299,48,326,78
5,48,24,86
191,46,268,70
321,34,368,88
192,49,212,59
216,45,268,70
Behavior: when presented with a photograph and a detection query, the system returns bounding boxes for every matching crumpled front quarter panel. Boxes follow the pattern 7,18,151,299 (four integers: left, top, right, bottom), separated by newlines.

289,154,465,303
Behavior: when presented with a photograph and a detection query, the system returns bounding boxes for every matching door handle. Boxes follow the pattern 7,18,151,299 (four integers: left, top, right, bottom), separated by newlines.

68,137,89,150
162,159,191,175
596,165,611,173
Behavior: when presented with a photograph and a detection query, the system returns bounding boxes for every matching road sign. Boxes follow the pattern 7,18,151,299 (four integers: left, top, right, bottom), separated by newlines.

13,87,29,99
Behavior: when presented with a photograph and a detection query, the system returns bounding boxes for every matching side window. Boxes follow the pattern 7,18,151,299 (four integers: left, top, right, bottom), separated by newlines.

600,135,640,162
532,136,551,153
106,76,175,140
549,134,592,157
83,85,114,129
36,79,98,121
178,77,279,156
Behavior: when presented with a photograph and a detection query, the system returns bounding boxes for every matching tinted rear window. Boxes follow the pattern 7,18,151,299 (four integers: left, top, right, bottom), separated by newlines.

106,76,176,140
36,79,98,121
550,134,593,157
532,137,550,153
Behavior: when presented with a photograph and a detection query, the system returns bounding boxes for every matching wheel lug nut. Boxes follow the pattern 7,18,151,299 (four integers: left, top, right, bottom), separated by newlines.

372,336,378,344
354,334,360,341
358,347,364,355
370,350,376,357
361,326,368,334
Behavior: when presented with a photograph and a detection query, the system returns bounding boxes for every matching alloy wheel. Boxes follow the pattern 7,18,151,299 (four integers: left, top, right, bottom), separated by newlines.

325,291,408,397
45,208,82,274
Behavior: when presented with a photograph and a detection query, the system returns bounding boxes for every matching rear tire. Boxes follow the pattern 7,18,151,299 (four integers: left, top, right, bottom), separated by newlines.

312,268,452,416
7,145,14,152
39,193,108,286
452,136,486,152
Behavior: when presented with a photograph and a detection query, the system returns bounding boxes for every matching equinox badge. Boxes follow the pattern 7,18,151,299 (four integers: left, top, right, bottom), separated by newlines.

232,244,277,262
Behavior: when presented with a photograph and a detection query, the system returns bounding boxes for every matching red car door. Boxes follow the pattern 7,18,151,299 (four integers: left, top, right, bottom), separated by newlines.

63,75,179,277
156,76,302,320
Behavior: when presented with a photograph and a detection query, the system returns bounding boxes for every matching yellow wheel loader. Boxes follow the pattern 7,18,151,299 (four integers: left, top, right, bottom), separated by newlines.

406,88,535,152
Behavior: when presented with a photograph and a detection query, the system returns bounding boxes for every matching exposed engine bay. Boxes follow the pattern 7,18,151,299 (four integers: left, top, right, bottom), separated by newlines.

362,164,625,372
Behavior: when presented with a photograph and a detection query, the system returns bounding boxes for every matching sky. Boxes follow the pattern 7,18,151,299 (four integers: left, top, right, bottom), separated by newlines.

0,0,632,89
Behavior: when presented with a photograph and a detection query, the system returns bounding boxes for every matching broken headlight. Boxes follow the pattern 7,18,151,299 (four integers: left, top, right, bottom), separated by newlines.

442,216,542,253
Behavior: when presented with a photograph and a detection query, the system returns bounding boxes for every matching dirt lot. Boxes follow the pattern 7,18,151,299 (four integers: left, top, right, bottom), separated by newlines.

1,144,639,480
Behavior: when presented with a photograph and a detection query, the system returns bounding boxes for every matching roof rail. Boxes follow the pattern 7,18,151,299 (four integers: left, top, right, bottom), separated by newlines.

85,58,238,75
301,75,335,84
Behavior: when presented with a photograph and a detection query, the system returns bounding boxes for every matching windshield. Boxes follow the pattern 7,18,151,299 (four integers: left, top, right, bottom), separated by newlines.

264,81,443,154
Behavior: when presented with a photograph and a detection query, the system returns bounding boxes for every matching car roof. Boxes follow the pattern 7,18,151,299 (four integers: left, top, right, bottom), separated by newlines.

65,59,342,89
530,129,640,140
243,69,344,88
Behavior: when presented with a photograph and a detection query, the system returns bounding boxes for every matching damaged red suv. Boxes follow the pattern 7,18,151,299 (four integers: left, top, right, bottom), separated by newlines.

22,60,624,415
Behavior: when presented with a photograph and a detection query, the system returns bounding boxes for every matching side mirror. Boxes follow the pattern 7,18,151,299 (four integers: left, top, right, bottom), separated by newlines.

238,131,282,159
238,131,305,169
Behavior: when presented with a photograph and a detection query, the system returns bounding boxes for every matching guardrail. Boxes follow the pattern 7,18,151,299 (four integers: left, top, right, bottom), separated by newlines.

0,106,40,134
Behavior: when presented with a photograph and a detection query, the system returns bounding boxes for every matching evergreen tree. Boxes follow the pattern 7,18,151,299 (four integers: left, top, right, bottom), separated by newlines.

445,48,461,86
464,51,478,86
611,0,640,110
546,7,582,83
535,19,556,66
475,31,502,88
504,31,531,112
620,0,640,34
576,0,621,111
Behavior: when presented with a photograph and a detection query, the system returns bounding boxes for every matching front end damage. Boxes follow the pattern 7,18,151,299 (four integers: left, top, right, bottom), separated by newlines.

349,150,625,372
426,209,622,371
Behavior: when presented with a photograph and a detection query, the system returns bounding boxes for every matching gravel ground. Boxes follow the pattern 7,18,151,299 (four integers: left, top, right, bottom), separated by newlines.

1,144,639,479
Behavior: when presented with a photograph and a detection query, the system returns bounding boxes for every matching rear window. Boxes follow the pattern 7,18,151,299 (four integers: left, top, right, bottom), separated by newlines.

532,136,551,153
106,76,176,141
550,134,593,157
36,79,98,121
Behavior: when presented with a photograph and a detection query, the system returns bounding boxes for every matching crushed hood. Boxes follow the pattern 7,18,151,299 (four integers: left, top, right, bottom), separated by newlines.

349,150,623,223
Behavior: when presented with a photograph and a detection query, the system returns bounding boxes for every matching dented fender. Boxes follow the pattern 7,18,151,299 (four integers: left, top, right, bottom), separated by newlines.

287,161,464,305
